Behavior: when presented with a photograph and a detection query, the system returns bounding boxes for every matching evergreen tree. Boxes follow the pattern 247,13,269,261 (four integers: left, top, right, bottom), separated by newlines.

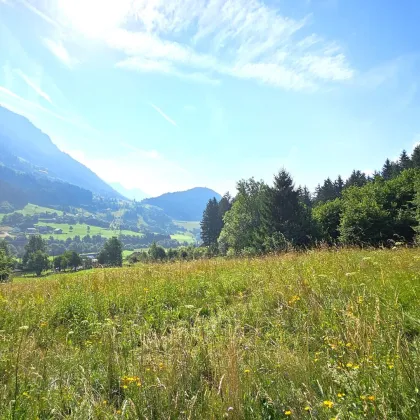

298,186,312,207
399,150,411,170
200,198,222,247
411,145,420,168
334,175,344,196
262,170,312,246
346,170,368,188
98,237,123,267
382,159,400,180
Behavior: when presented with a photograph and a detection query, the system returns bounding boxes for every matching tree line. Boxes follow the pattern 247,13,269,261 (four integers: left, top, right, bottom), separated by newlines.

201,145,420,255
0,235,124,281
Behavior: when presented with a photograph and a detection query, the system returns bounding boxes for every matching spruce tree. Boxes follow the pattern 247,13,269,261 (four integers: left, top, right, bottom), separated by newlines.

411,145,420,168
399,150,411,170
200,198,222,247
346,170,368,187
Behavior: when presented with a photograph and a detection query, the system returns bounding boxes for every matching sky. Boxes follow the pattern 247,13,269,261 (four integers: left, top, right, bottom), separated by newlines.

0,0,419,197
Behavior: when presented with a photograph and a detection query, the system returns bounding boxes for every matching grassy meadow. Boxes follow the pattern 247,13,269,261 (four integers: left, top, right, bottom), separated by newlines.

35,222,144,240
0,249,419,419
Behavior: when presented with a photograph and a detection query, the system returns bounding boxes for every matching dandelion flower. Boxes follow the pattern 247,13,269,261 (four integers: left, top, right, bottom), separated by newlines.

368,395,375,401
323,400,334,409
304,406,311,411
285,410,292,415
244,369,250,374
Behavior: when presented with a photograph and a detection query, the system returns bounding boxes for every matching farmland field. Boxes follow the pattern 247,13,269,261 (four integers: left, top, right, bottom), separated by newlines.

170,233,196,244
0,249,419,419
35,222,144,240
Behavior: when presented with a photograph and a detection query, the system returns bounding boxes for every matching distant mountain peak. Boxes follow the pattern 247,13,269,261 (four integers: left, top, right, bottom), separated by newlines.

142,187,221,221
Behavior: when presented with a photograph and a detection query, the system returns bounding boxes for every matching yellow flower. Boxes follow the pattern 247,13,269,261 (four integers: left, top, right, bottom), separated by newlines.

284,410,292,416
288,295,301,305
304,406,311,411
368,395,375,401
244,369,250,374
103,400,107,405
346,363,353,368
353,365,360,370
323,400,334,409
337,393,345,398
388,364,394,369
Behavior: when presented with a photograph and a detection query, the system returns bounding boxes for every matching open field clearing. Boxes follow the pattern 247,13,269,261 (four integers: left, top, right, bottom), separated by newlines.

35,222,144,240
0,249,419,419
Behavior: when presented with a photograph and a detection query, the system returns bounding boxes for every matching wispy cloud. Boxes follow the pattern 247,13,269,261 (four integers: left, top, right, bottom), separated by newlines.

19,0,59,27
43,38,76,67
15,69,52,104
150,103,177,127
20,0,354,91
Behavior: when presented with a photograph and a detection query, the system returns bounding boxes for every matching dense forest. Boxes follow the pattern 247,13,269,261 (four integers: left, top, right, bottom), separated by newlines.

201,146,420,255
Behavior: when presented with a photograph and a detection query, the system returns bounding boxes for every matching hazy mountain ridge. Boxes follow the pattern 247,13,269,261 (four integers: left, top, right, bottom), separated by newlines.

142,187,221,221
0,106,122,199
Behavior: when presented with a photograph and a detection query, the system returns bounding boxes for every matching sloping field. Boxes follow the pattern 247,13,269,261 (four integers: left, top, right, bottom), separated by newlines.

0,249,419,419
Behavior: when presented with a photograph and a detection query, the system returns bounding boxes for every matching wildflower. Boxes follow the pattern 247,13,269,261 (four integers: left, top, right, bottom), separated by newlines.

227,407,234,412
368,395,375,401
337,393,345,398
304,406,311,411
323,400,334,409
285,410,292,415
288,295,301,305
345,343,352,347
346,363,353,368
244,369,250,374
388,364,394,369
353,365,360,370
103,400,107,405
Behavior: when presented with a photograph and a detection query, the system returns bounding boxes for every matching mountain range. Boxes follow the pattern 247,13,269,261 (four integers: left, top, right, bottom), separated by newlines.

0,106,121,198
0,105,220,224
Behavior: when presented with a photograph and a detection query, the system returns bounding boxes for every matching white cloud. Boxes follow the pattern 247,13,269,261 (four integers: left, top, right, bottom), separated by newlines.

150,103,177,127
15,69,53,104
22,0,354,90
43,38,76,67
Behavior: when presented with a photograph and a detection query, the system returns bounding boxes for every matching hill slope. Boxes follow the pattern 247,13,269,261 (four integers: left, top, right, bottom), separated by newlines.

0,106,121,198
142,187,221,221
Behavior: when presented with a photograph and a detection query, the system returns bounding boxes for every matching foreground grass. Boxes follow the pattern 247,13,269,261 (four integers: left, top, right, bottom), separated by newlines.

0,249,419,419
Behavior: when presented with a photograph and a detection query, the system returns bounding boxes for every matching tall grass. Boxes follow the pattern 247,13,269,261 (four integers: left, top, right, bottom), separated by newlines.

0,249,419,419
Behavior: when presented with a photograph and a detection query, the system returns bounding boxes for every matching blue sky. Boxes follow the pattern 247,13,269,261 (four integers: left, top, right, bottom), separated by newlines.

0,0,419,196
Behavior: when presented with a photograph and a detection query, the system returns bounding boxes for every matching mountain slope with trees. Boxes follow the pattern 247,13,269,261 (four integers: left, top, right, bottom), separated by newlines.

0,106,122,199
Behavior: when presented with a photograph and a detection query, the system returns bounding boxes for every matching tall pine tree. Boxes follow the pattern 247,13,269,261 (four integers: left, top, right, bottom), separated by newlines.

200,198,222,247
399,150,411,170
